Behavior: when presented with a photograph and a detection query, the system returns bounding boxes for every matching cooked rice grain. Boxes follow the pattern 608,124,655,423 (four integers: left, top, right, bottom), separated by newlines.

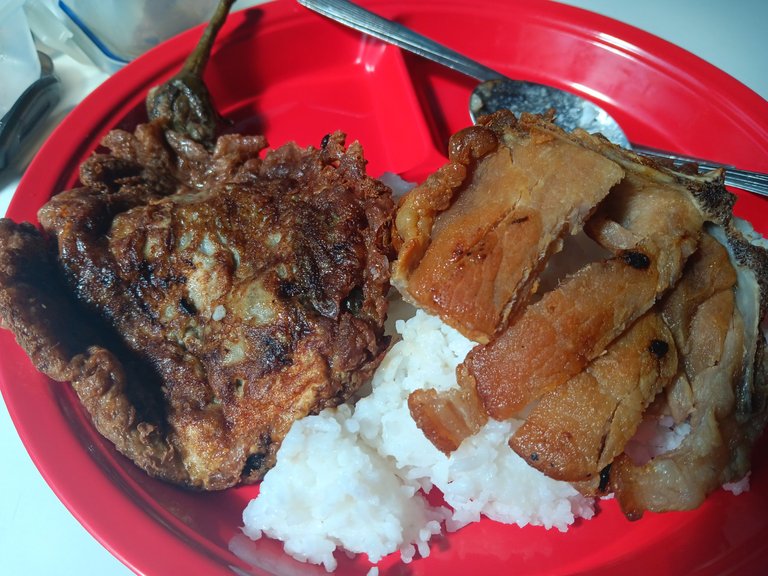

242,309,594,571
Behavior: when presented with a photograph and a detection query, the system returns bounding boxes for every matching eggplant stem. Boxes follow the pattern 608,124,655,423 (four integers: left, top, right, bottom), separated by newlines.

145,0,237,146
181,0,237,77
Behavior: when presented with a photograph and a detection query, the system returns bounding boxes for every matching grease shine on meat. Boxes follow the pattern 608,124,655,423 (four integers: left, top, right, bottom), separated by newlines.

400,110,768,519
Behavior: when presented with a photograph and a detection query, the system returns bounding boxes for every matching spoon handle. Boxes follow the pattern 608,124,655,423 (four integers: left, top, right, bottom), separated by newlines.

633,145,768,197
297,0,503,81
299,0,768,198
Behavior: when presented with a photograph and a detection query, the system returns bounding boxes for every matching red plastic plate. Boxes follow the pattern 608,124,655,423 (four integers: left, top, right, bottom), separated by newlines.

2,1,768,575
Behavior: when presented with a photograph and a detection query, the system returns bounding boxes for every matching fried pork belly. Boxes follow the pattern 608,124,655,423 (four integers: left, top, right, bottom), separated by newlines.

408,375,489,455
406,112,768,518
460,159,703,421
407,113,702,453
575,125,768,441
611,232,767,519
510,312,677,484
0,122,394,490
393,112,623,343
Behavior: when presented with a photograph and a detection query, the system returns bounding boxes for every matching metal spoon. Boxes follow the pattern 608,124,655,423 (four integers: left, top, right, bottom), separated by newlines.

298,0,768,197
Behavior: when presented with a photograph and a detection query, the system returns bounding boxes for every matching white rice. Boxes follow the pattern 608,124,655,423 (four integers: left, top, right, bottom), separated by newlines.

377,172,416,199
723,472,751,495
623,415,691,465
242,308,594,571
241,222,761,571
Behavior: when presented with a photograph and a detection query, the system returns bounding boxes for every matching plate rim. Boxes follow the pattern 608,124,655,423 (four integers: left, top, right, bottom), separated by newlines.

3,1,768,575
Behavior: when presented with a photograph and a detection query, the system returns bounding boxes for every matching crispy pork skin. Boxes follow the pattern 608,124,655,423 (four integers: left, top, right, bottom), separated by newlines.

610,233,760,518
408,378,488,455
0,122,394,490
461,158,703,421
393,112,623,343
510,312,677,484
406,113,768,519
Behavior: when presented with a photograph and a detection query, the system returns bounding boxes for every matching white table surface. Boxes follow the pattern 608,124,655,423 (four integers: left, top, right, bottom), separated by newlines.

1,1,767,575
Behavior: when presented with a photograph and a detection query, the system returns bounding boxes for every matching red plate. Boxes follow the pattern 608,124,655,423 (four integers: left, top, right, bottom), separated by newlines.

2,1,768,574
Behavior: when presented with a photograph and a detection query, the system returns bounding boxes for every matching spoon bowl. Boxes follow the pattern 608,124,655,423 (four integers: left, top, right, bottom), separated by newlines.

469,78,630,147
297,0,631,143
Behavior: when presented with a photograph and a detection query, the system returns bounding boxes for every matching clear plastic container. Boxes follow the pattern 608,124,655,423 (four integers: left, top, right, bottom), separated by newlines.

0,0,42,119
60,0,217,61
25,0,218,73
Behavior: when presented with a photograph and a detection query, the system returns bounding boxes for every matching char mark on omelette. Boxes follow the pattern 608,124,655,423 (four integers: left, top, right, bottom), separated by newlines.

0,122,395,490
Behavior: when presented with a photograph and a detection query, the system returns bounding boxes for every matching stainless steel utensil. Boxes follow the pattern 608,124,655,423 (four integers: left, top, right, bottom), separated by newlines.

0,52,60,173
298,0,768,197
